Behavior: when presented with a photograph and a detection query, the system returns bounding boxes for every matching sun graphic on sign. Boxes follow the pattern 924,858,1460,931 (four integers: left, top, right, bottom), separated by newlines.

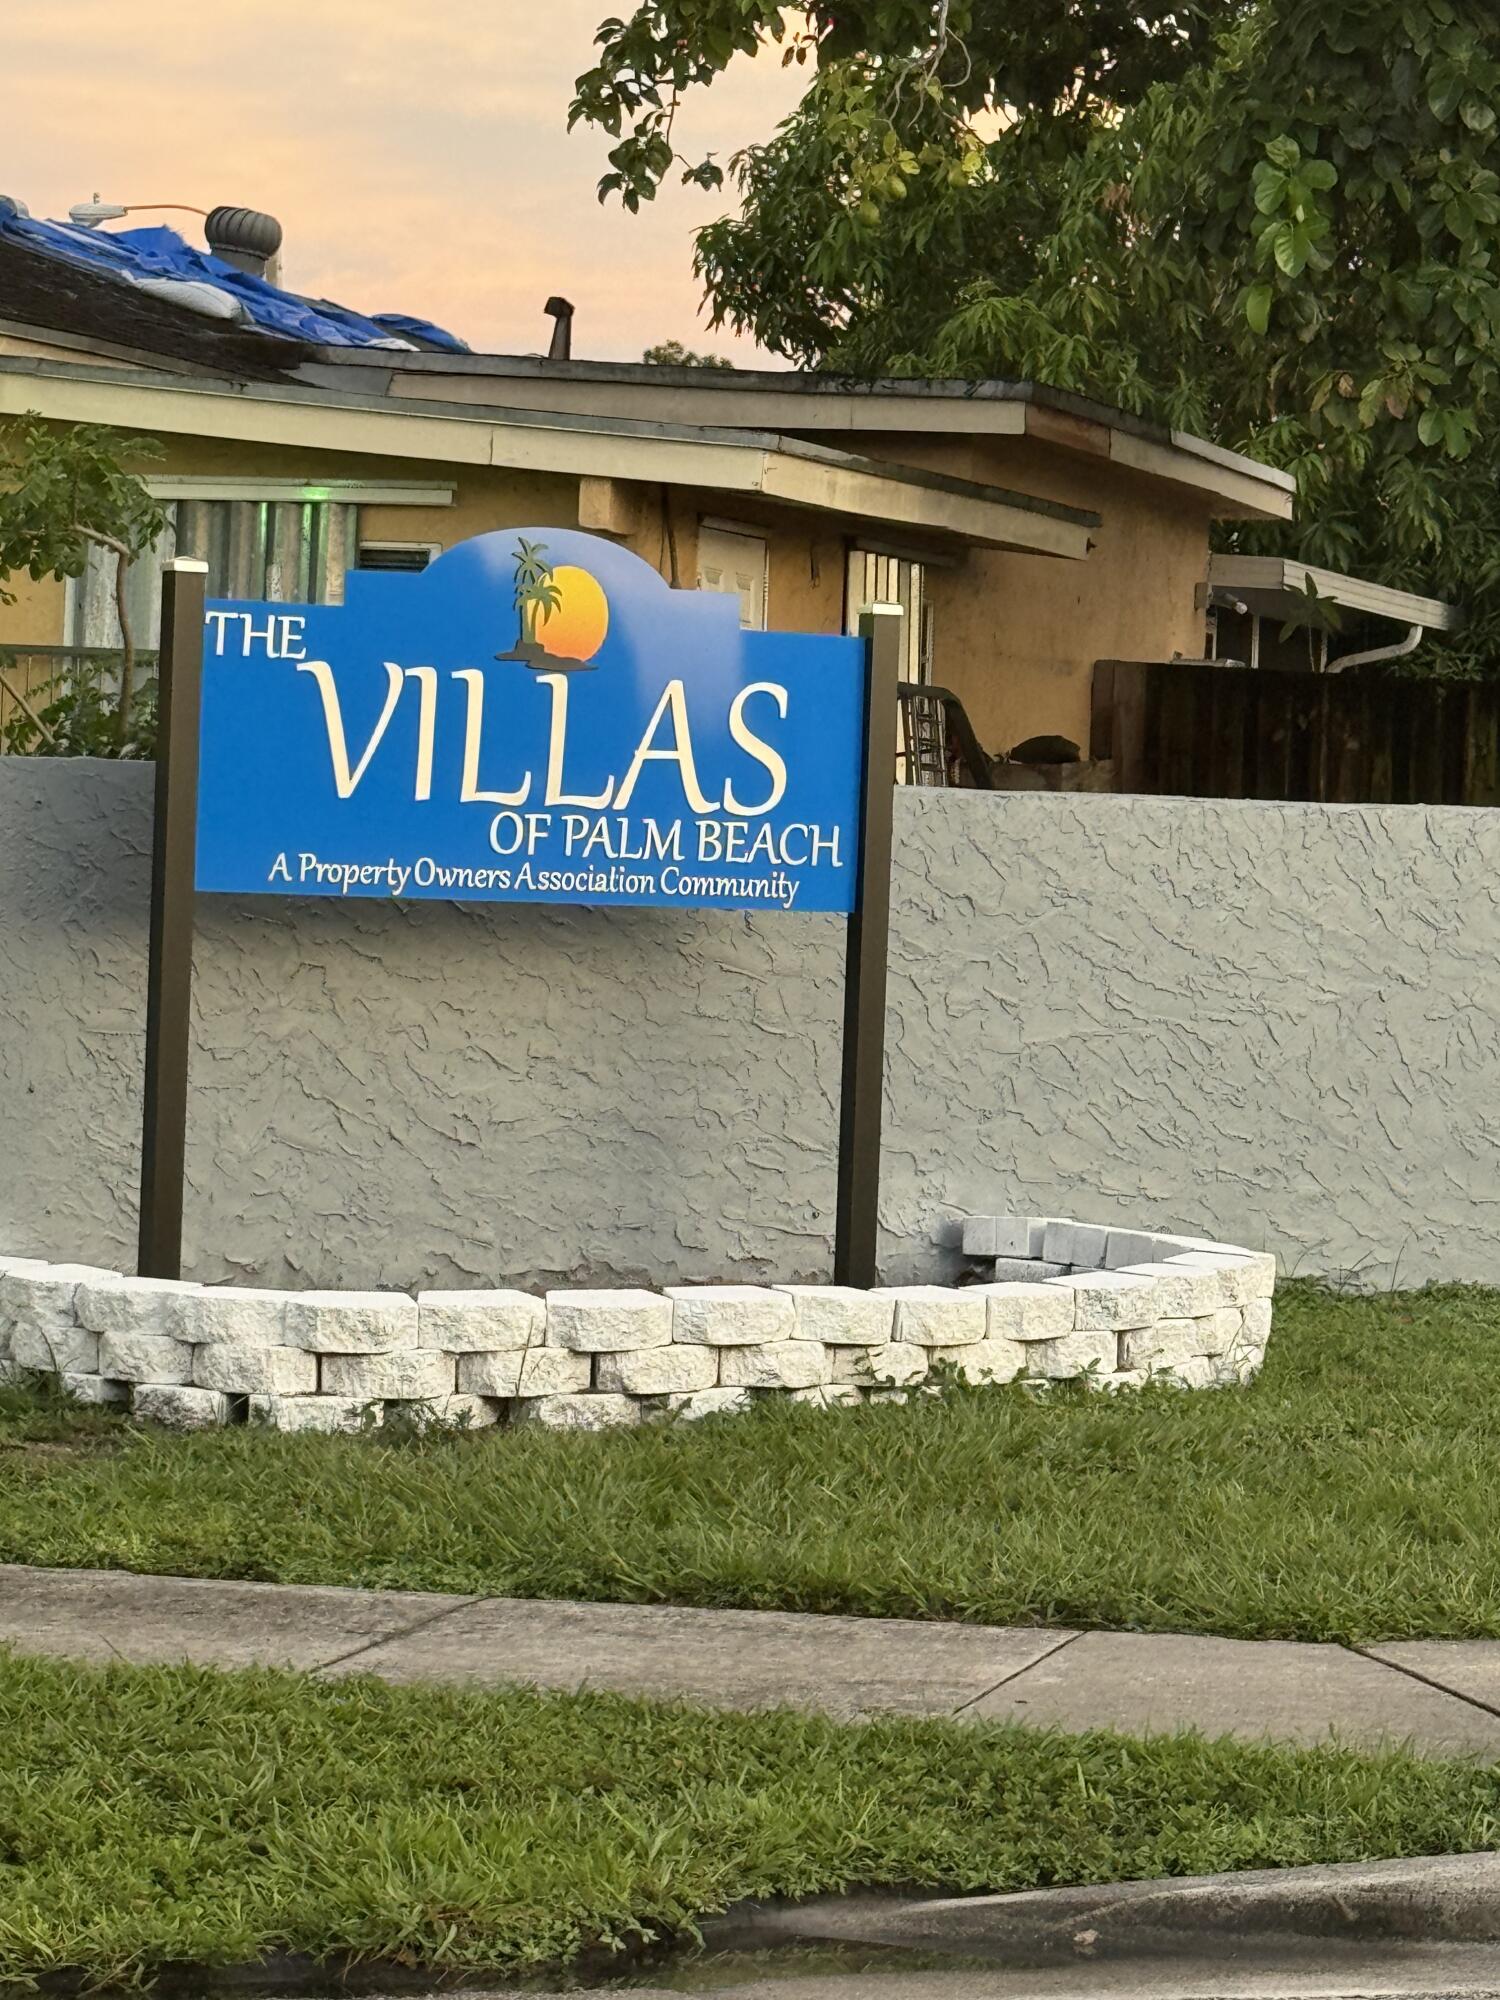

537,566,609,662
497,540,609,670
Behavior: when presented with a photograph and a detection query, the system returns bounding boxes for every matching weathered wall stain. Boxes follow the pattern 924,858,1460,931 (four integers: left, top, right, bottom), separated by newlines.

1,762,1491,1288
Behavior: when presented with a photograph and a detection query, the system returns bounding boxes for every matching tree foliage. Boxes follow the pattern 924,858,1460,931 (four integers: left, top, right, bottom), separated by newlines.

0,417,164,744
643,339,736,368
575,2,1500,668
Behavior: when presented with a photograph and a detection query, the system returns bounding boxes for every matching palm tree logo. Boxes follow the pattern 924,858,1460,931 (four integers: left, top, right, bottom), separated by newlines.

496,538,602,670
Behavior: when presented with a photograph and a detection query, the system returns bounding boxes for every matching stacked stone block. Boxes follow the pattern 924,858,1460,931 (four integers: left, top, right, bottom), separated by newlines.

0,1217,1275,1430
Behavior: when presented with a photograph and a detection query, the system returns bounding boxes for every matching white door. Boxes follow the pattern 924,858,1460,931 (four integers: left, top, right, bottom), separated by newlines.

697,526,768,630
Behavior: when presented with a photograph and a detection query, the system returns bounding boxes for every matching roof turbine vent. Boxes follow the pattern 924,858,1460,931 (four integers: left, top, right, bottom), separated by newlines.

205,206,283,280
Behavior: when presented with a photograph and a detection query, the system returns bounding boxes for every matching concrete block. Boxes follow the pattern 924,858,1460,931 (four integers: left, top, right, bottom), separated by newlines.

1103,1229,1164,1271
1165,1251,1277,1308
194,1342,318,1396
517,1347,592,1397
876,1286,986,1347
546,1289,672,1352
960,1215,999,1257
516,1393,640,1431
61,1372,129,1406
0,1263,112,1322
1,1265,109,1354
1111,1262,1227,1319
668,1284,794,1346
1025,1329,1117,1381
170,1287,289,1346
1171,1355,1219,1390
98,1331,195,1386
719,1341,831,1390
75,1276,199,1338
931,1337,1028,1386
133,1384,229,1430
595,1345,718,1395
1049,1270,1159,1331
10,1323,99,1374
1121,1318,1201,1371
1197,1307,1244,1357
661,1385,753,1421
416,1289,543,1353
830,1342,928,1389
1042,1220,1111,1269
987,1258,1070,1283
962,1215,1052,1259
321,1349,455,1401
282,1292,418,1354
250,1394,374,1434
774,1285,895,1346
1233,1343,1268,1383
457,1350,527,1397
1242,1298,1274,1343
979,1282,1075,1342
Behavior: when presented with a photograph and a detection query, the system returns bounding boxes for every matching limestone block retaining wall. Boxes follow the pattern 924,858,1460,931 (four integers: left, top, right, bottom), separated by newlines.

0,1219,1274,1430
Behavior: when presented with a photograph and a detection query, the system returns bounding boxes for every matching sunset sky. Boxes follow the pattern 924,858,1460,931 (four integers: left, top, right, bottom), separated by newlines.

8,0,805,364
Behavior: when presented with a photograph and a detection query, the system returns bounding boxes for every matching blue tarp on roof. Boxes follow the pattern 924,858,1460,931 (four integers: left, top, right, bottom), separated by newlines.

0,205,468,353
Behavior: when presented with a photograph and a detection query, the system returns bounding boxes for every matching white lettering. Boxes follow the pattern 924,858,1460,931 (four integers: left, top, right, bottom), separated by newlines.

296,659,405,799
614,679,718,813
453,669,532,806
724,682,789,816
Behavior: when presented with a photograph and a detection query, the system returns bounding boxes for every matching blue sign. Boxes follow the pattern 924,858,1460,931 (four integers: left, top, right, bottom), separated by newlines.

194,529,867,914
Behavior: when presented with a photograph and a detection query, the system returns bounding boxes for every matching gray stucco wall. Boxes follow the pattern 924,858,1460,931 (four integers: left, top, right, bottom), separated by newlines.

2,760,1496,1289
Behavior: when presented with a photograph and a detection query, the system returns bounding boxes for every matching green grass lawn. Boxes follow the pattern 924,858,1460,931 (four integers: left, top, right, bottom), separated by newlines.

3,1282,1500,1643
2,1648,1498,1987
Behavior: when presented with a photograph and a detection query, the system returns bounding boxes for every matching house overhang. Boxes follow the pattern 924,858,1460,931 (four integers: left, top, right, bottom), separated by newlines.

0,358,1098,563
1205,556,1461,633
298,350,1298,525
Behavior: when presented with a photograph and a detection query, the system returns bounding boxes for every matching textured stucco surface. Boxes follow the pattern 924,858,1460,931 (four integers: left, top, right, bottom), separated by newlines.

1,763,1493,1289
885,787,1500,1288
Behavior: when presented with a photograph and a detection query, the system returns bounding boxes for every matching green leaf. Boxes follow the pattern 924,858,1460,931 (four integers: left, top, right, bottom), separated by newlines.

1246,283,1274,334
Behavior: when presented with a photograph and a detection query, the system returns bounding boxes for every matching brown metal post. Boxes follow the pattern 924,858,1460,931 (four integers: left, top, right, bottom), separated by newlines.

834,604,903,1286
137,559,208,1279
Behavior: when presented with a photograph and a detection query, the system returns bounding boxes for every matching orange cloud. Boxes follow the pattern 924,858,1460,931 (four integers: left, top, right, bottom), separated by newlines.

5,0,806,362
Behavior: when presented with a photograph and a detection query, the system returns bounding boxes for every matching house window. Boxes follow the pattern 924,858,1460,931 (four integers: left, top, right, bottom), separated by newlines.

68,499,361,648
846,549,939,784
356,542,440,573
844,549,934,682
696,524,768,630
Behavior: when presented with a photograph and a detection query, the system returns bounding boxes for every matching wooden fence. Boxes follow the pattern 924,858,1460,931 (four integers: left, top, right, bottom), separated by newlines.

1091,659,1500,806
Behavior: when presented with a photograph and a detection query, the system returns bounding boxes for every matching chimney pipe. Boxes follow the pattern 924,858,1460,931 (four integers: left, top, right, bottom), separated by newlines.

205,206,283,282
545,296,575,361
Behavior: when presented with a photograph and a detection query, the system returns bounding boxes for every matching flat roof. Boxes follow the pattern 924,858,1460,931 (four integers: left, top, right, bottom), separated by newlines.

0,355,1100,561
1208,556,1461,632
300,347,1297,521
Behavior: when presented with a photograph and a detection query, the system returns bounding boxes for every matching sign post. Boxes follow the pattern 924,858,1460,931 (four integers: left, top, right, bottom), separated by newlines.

136,530,902,1285
833,605,901,1287
138,557,208,1280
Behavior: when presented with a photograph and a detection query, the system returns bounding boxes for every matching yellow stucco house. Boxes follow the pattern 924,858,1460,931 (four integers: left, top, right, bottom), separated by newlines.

0,198,1314,768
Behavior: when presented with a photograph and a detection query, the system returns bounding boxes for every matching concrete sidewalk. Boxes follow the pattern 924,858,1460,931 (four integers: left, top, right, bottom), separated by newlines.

7,1562,1500,1757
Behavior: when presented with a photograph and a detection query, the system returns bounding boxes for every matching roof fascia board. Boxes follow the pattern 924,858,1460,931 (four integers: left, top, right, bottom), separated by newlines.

381,366,1032,438
1208,554,1460,630
0,362,1086,556
1108,428,1294,521
757,451,1091,558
